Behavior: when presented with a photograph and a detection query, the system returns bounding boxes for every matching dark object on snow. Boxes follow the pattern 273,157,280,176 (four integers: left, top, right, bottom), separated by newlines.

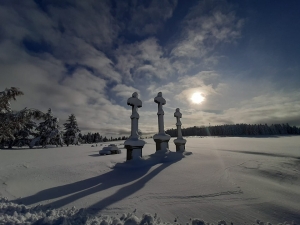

99,144,121,155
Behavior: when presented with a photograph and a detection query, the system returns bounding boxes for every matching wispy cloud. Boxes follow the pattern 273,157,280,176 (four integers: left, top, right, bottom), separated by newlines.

170,0,243,73
115,38,174,82
111,84,140,99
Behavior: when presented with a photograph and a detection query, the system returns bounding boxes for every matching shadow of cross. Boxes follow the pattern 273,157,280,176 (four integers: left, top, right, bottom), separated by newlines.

13,154,184,211
86,156,183,215
13,166,151,207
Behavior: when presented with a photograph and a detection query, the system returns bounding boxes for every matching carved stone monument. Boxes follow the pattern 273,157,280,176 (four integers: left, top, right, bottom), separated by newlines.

124,92,146,160
153,92,171,151
173,108,186,151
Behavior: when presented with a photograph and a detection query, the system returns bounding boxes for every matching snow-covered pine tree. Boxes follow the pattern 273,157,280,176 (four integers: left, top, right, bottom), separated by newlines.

63,114,81,146
13,120,38,147
32,108,63,148
0,87,44,148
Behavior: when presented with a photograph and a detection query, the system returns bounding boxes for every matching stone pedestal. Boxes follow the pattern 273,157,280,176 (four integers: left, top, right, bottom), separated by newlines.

153,92,170,151
153,133,171,151
124,92,145,160
174,138,186,151
124,139,145,160
173,108,186,152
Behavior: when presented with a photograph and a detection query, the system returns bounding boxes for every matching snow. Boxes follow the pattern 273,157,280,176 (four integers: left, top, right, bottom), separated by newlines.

1,136,300,224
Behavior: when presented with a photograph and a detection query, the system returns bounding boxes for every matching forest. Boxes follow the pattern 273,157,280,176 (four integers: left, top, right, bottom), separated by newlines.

166,123,300,137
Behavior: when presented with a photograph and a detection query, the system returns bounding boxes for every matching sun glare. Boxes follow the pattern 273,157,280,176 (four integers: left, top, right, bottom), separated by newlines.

191,92,205,104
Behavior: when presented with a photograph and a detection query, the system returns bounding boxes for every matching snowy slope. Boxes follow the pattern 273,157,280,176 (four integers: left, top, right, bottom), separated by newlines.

0,137,300,224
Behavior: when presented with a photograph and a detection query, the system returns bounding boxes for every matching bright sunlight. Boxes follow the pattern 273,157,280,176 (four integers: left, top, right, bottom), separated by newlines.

191,92,205,104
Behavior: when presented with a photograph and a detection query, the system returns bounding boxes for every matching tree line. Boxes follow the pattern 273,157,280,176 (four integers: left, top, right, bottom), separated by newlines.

0,87,127,149
79,132,128,144
166,123,300,137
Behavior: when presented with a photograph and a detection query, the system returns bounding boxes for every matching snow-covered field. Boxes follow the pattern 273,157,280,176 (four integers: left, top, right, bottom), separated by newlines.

1,136,300,224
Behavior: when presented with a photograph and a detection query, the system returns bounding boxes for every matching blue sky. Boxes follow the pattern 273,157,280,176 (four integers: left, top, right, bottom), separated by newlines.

1,0,299,136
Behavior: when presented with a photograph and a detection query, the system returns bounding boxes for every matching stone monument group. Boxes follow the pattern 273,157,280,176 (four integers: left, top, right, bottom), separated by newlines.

124,92,187,160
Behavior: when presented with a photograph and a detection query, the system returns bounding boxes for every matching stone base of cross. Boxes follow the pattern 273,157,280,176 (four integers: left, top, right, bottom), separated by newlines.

153,133,171,151
174,138,186,152
124,139,145,160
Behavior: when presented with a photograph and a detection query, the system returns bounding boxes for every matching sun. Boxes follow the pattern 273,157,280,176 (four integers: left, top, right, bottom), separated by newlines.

191,92,205,104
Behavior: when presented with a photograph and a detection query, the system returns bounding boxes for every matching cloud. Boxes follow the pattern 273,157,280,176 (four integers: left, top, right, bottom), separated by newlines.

0,1,122,83
115,38,174,82
0,1,55,43
142,67,300,129
170,0,243,73
170,91,300,128
47,0,118,48
111,84,140,99
222,91,300,125
147,83,176,96
175,0,243,56
146,71,221,107
52,37,123,83
61,68,108,103
114,0,178,36
0,1,129,136
0,40,128,135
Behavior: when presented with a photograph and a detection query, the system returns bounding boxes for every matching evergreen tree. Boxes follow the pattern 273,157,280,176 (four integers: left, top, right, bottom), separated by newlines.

103,136,108,142
13,120,38,147
0,87,44,148
63,114,81,146
32,108,63,148
35,109,57,136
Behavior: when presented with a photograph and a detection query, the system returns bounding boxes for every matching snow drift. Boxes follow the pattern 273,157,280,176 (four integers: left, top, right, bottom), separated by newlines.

1,197,294,225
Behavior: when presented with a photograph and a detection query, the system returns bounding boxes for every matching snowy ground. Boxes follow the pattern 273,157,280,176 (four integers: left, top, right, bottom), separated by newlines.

0,136,300,224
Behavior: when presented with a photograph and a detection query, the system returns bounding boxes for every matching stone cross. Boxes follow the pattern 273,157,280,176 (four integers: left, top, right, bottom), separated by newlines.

124,92,145,160
173,108,186,152
127,92,142,139
174,108,183,139
154,92,166,134
153,92,170,151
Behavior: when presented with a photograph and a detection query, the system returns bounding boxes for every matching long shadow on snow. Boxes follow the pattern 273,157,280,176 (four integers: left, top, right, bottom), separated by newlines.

85,158,181,215
13,152,183,211
13,166,150,207
219,149,300,160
